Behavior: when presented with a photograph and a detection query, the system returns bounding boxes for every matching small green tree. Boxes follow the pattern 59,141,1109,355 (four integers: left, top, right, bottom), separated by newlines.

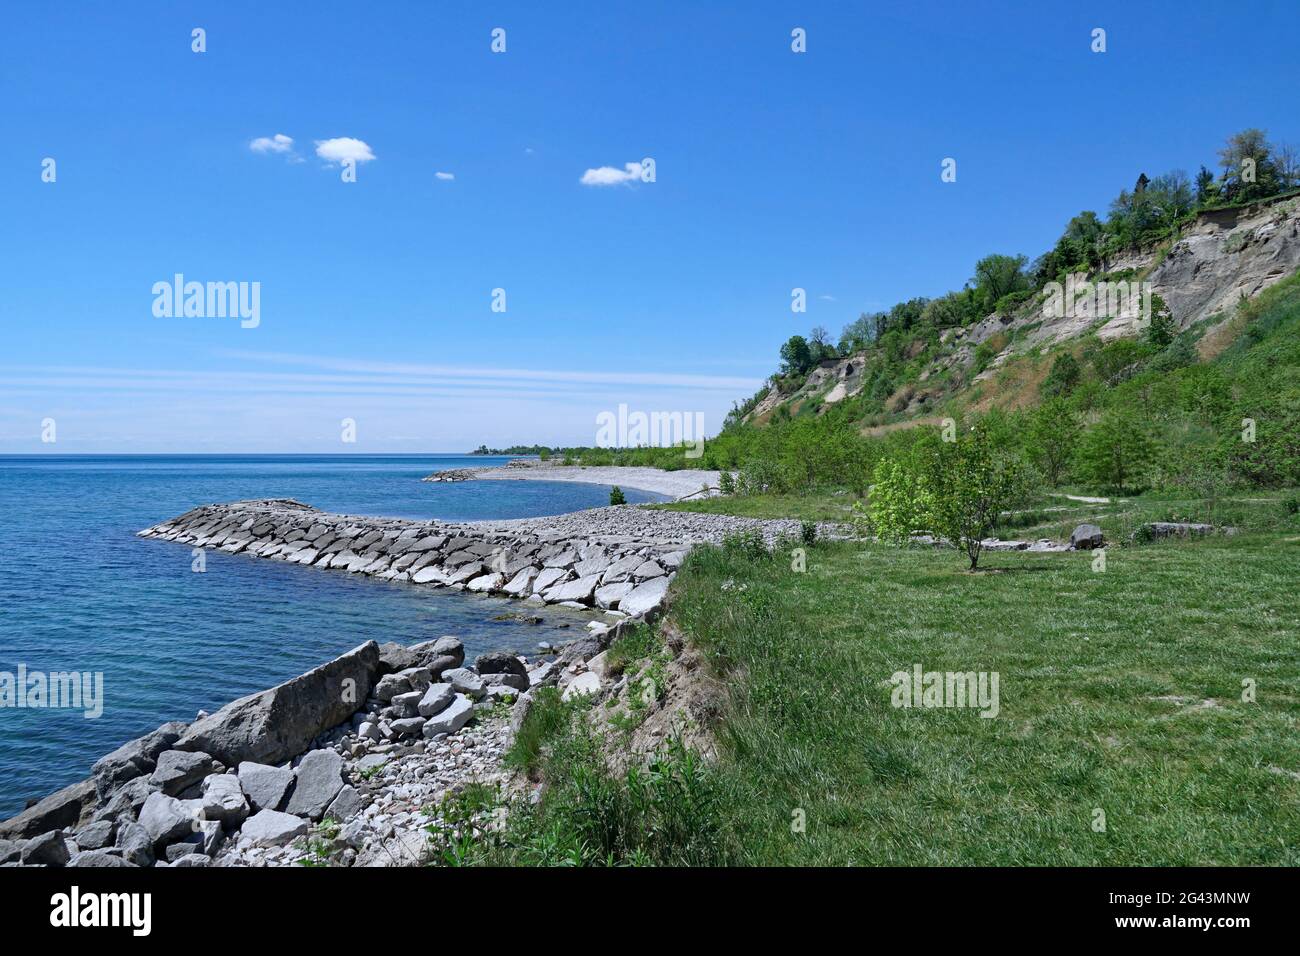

1025,397,1079,486
1075,409,1155,492
717,470,736,495
1144,293,1175,348
779,335,814,376
609,486,626,505
863,425,1028,570
1042,351,1082,397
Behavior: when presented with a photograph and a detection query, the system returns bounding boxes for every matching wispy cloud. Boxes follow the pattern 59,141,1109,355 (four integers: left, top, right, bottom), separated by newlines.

214,350,761,390
580,162,641,187
435,171,455,181
315,137,376,165
250,133,294,154
249,133,299,162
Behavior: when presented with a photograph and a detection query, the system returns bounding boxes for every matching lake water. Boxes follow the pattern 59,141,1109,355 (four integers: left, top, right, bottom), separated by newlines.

0,454,664,816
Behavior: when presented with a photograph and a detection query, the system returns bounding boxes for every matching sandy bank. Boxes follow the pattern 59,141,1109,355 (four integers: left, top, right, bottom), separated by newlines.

426,460,722,501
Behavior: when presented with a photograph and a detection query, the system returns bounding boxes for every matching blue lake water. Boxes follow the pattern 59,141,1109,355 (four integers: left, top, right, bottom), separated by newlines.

0,454,664,817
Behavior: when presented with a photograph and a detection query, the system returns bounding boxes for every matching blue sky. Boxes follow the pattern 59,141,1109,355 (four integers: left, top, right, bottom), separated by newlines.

2,0,1296,452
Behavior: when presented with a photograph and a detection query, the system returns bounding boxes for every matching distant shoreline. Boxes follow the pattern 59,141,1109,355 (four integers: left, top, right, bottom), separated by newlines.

424,460,722,501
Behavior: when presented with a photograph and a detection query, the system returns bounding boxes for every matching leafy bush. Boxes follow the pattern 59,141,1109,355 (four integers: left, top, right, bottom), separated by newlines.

609,486,626,506
721,528,768,560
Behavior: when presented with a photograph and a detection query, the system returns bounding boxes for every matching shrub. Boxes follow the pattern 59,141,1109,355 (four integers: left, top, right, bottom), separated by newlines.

609,486,626,506
868,425,1029,570
800,519,818,546
721,528,768,560
717,470,736,495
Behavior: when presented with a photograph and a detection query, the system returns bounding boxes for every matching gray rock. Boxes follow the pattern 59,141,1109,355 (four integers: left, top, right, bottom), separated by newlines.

421,695,475,737
600,554,643,585
417,682,454,717
388,717,426,738
355,828,429,867
201,773,249,827
377,642,418,674
172,640,380,767
594,582,634,609
562,671,603,701
466,572,504,592
0,840,19,864
151,750,214,796
325,785,362,822
1141,521,1214,539
91,776,156,825
285,749,345,819
68,850,138,867
620,577,670,618
74,819,115,851
240,809,309,848
475,651,527,678
389,690,424,719
138,792,196,850
482,672,529,692
114,821,154,866
165,837,204,861
429,636,465,666
237,762,294,812
0,778,96,840
374,672,411,702
633,560,666,579
1070,523,1104,550
91,721,188,799
169,853,211,867
530,567,569,594
418,655,459,680
21,830,71,867
544,574,601,604
442,668,485,700
503,567,539,596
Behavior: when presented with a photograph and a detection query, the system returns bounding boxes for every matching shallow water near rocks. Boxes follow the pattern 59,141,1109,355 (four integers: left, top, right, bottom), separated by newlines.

0,454,665,816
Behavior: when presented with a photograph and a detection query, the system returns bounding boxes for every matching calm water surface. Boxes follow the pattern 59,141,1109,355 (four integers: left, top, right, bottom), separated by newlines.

0,454,663,815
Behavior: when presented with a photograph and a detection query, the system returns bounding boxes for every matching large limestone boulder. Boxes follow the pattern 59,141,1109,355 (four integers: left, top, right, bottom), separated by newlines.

1070,524,1104,550
620,577,670,618
475,651,526,678
151,750,214,796
91,720,188,799
201,773,249,827
138,792,196,851
0,778,96,840
172,641,380,766
236,762,294,813
421,695,474,737
240,809,309,848
284,750,345,820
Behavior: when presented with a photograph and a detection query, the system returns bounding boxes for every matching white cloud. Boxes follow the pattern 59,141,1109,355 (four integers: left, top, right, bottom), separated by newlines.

580,162,642,186
819,294,837,301
314,137,376,165
435,171,455,181
250,133,294,154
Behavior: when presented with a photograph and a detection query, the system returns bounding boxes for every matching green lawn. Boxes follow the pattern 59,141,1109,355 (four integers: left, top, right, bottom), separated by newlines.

647,490,859,523
668,532,1300,865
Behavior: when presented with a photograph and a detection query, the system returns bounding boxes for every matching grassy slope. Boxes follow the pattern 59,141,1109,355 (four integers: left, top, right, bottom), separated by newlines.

670,534,1300,865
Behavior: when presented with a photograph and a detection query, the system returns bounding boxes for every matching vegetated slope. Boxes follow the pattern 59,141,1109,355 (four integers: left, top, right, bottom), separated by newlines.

744,193,1300,429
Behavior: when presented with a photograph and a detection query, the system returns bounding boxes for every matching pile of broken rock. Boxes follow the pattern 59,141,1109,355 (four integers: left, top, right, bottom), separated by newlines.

0,620,636,869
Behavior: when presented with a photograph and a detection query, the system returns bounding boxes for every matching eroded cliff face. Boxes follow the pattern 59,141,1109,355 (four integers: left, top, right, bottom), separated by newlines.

744,194,1300,423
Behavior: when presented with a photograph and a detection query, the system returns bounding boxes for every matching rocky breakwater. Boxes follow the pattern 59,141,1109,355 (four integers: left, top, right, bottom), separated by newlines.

138,498,686,618
0,629,629,868
136,498,834,617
